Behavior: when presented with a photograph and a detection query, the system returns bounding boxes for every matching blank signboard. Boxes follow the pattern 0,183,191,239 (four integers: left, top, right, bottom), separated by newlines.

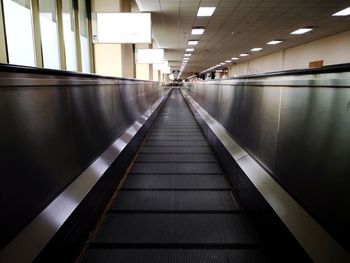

96,13,152,44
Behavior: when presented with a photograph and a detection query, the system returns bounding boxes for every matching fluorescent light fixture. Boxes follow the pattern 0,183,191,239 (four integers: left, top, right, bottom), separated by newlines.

231,57,239,60
188,40,199,45
184,53,191,57
251,48,262,51
197,7,216,17
183,58,189,60
240,53,249,57
290,28,313,35
267,40,282,45
332,7,350,16
220,62,225,65
191,28,205,35
225,60,231,63
96,13,151,43
186,48,194,52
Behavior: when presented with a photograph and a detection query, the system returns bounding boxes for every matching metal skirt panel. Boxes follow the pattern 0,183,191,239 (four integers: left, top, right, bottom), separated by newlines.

184,71,350,253
0,69,165,251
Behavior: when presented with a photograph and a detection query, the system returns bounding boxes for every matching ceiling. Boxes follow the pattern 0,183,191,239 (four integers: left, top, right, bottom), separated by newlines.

136,0,350,77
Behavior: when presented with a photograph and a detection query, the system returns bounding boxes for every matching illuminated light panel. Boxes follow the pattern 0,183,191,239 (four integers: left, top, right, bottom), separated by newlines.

267,40,282,45
251,48,262,51
290,28,313,34
332,7,350,16
184,53,191,57
231,57,239,60
191,28,205,35
197,7,216,16
240,53,249,57
220,62,225,65
188,40,199,45
225,60,231,63
186,48,194,52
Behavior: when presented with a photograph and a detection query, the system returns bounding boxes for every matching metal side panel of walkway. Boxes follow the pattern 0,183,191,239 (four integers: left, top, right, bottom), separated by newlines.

80,88,265,263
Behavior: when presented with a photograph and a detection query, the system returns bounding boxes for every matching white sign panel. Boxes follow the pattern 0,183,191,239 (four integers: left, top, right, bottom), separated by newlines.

162,66,171,74
96,13,151,43
153,60,168,71
137,49,164,64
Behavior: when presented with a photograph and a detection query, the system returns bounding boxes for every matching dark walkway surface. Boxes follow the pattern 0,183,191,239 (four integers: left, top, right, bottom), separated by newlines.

81,89,264,262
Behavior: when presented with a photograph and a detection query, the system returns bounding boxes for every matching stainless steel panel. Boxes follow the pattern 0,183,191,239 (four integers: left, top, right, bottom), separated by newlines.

185,71,350,251
276,87,350,249
0,68,164,249
0,94,168,262
0,86,76,248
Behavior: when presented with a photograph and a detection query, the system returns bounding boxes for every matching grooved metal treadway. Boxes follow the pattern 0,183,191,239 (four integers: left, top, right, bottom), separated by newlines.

81,89,264,262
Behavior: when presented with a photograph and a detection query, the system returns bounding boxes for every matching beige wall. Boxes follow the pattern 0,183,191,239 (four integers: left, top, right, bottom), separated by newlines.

153,70,160,81
284,31,350,70
230,30,350,77
92,0,132,12
136,64,151,80
94,44,122,77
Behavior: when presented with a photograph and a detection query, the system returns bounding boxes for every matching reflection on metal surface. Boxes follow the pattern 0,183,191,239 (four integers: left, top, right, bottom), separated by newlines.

0,67,167,249
0,93,167,262
183,70,350,253
182,89,350,263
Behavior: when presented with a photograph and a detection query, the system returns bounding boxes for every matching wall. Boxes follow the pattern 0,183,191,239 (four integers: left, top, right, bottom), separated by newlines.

94,44,122,77
230,30,350,76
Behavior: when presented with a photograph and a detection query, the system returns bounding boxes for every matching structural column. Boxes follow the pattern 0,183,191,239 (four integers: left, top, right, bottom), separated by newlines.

135,43,153,81
92,0,135,78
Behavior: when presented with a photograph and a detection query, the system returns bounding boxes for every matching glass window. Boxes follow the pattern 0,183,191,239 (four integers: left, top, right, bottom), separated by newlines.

62,0,77,71
78,0,91,73
3,0,36,66
38,0,60,69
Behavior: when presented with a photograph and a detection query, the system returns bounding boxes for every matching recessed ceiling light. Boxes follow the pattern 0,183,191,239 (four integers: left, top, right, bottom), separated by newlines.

231,57,239,60
191,28,205,35
184,53,191,57
225,60,231,63
188,40,199,45
220,62,225,65
197,7,216,17
267,40,282,45
251,48,262,51
240,53,249,57
332,7,350,16
290,28,313,34
186,48,194,52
